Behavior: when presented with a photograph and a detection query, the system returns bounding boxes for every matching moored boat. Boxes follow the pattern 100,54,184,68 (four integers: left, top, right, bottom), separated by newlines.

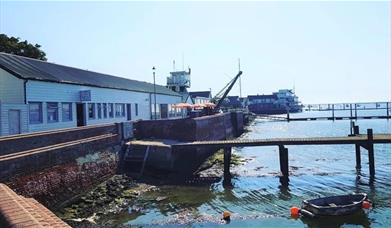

291,193,371,218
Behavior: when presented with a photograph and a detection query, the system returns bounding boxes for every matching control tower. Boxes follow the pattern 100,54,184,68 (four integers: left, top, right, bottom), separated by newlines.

167,68,191,96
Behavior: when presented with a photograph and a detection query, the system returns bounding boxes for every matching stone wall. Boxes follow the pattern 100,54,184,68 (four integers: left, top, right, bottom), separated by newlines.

7,148,119,210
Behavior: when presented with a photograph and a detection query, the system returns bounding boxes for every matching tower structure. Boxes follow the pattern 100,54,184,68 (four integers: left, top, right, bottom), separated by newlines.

166,68,191,98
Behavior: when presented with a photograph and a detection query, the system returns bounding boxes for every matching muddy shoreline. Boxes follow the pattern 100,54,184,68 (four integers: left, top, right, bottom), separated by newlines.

55,150,248,226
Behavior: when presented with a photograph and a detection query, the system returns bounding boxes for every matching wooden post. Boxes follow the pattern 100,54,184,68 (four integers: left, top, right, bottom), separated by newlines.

279,145,289,178
332,104,335,121
354,125,361,169
350,104,353,119
223,147,232,187
287,110,290,122
367,129,375,177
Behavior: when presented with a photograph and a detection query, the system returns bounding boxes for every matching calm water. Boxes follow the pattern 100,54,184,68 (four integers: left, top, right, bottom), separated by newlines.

119,111,391,227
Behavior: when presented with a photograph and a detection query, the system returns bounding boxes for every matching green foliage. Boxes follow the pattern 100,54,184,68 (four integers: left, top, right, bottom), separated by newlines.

0,34,47,61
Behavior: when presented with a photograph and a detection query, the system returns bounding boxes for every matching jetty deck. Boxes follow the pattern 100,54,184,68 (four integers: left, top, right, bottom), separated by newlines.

171,128,390,186
173,134,391,148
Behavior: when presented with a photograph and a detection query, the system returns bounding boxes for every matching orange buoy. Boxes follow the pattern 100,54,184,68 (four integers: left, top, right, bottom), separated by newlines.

290,207,300,217
362,200,371,209
222,211,231,220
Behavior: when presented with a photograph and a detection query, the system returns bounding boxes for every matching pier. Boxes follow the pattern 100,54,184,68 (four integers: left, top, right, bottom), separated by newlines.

173,128,391,186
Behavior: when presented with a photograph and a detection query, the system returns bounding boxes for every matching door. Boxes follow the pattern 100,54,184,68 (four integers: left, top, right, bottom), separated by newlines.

76,103,86,126
160,104,168,119
126,104,132,121
8,110,21,135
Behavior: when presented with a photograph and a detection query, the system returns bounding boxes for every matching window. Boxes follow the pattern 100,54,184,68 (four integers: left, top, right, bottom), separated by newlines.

88,103,95,119
115,103,125,117
97,103,102,119
108,103,114,118
135,103,138,116
62,103,72,122
47,102,59,123
29,102,42,124
103,103,107,118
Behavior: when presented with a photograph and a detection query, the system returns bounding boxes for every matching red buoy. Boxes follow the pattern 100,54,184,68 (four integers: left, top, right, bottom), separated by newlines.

362,200,371,209
290,207,300,217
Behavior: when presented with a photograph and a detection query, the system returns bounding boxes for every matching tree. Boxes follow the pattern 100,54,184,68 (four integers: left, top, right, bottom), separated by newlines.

0,34,47,61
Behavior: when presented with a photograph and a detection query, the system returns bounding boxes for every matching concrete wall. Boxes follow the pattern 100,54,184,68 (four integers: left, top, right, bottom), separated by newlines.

0,124,118,156
135,112,243,142
0,69,24,104
131,112,244,177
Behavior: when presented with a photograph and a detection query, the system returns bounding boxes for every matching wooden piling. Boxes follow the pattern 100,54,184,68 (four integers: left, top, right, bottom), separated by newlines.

223,147,232,186
332,104,335,120
350,104,353,118
287,111,290,122
367,129,375,177
279,145,289,178
354,125,361,169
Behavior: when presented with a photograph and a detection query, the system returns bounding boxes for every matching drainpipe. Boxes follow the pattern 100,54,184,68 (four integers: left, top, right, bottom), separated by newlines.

23,80,28,104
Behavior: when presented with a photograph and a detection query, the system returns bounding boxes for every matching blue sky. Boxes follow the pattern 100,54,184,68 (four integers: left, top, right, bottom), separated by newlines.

1,1,390,103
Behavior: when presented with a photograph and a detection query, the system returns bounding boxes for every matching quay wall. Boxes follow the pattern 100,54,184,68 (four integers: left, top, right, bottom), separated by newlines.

134,111,244,142
8,148,119,210
0,123,129,209
130,111,244,176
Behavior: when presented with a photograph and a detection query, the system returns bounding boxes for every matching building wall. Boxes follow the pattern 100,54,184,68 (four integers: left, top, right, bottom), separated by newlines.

0,103,29,136
0,69,24,103
24,80,181,133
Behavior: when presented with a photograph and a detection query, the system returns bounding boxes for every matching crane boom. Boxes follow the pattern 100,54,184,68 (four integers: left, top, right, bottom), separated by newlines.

212,71,243,111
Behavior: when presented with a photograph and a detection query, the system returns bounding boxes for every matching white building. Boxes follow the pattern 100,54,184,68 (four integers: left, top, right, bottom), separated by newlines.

0,52,182,136
188,91,212,104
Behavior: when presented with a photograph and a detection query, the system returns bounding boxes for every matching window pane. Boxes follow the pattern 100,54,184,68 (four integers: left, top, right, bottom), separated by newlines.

116,103,125,117
135,103,138,116
88,103,95,119
121,104,125,116
108,103,114,118
47,102,58,122
103,103,107,118
62,103,72,122
97,103,102,119
29,102,42,124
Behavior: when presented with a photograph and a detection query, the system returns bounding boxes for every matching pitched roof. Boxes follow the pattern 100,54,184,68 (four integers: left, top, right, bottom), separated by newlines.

188,91,212,99
0,52,180,96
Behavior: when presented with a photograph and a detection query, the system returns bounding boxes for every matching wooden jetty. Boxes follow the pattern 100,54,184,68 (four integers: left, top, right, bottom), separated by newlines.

296,101,391,121
173,128,391,186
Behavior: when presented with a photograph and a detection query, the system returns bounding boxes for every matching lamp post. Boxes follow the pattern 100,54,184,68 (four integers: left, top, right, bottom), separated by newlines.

152,66,157,120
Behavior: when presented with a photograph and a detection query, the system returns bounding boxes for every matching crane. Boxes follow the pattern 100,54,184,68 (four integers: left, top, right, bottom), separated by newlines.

211,70,243,112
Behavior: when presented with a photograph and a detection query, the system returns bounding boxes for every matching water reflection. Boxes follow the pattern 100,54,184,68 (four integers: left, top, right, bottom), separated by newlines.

300,210,371,228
